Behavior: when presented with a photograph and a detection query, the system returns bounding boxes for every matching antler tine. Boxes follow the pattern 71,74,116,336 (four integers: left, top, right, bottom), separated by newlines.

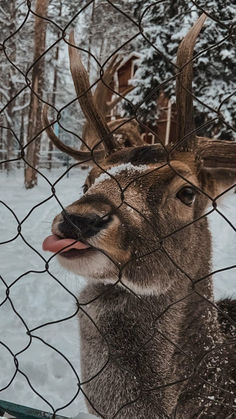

107,86,134,112
176,13,207,151
80,118,143,157
68,31,117,155
108,119,144,147
82,54,122,147
42,105,105,162
80,50,140,154
93,54,123,116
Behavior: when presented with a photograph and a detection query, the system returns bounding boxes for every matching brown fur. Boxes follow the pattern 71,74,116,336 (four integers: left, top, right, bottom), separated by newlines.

50,150,236,418
44,14,236,418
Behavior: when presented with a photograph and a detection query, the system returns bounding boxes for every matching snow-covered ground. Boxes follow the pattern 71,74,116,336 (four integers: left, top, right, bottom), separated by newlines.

0,167,235,417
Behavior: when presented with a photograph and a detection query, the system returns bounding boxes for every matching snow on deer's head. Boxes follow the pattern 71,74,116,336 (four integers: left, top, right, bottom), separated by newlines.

43,15,236,296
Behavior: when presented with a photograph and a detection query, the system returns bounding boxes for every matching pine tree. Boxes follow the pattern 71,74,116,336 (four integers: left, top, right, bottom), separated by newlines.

126,0,235,140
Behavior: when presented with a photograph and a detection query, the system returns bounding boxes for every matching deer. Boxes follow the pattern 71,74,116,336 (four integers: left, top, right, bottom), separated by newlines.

42,14,236,418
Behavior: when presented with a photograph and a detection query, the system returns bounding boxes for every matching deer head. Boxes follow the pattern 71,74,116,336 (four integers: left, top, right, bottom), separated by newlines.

43,14,235,294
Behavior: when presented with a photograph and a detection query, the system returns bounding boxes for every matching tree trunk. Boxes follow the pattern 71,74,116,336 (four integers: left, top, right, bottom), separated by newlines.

24,0,49,189
0,121,5,171
17,92,27,168
87,0,95,77
5,78,15,173
48,1,62,170
47,45,59,170
5,1,16,173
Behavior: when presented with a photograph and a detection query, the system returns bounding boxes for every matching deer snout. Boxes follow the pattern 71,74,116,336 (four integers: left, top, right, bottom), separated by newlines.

58,212,112,240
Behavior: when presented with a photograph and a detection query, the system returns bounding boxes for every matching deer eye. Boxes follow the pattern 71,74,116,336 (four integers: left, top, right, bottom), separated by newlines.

176,186,196,206
83,184,89,194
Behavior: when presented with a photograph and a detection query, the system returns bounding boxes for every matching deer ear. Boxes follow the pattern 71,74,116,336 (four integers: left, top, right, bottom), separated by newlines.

200,168,236,200
197,138,236,198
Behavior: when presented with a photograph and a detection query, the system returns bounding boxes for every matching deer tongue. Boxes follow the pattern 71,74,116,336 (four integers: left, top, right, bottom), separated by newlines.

42,234,90,254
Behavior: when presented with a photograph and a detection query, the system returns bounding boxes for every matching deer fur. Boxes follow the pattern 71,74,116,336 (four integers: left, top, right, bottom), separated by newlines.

43,14,236,419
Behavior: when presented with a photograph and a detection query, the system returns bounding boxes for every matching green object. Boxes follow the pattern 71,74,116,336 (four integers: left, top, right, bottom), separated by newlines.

0,400,67,419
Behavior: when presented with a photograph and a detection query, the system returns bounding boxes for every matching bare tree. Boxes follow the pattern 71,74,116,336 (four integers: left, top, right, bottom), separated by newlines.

0,1,33,173
24,0,49,189
1,1,17,172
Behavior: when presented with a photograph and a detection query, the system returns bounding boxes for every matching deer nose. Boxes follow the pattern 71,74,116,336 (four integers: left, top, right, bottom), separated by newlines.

58,212,112,240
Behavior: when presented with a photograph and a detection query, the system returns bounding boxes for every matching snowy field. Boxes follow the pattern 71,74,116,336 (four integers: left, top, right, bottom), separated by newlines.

0,167,235,417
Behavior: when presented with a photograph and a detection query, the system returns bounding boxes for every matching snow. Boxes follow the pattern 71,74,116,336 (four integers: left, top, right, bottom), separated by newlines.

220,49,235,60
0,167,235,416
0,168,89,417
93,162,150,186
208,195,236,300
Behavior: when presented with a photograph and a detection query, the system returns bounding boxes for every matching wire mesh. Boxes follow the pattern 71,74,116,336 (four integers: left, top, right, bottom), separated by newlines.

0,1,236,418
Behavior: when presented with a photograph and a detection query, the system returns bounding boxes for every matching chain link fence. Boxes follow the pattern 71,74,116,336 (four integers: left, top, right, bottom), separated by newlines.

0,1,235,418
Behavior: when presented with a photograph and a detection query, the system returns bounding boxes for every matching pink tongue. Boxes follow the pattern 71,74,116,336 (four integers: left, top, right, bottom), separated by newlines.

42,234,90,254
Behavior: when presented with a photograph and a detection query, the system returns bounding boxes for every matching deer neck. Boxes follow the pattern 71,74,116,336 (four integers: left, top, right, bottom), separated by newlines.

79,274,223,417
79,272,222,361
80,272,220,348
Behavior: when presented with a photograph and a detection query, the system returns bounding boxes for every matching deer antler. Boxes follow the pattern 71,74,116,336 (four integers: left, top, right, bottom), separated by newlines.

80,53,122,152
108,119,144,147
93,54,122,116
81,51,142,152
175,13,207,151
107,86,134,112
42,105,105,162
68,31,117,155
43,31,143,163
175,14,236,171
